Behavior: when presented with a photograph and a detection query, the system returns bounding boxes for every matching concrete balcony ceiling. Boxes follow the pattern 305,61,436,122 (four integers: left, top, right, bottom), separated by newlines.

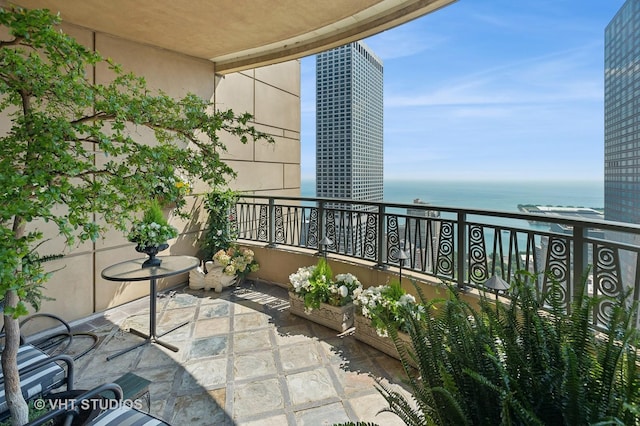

11,0,455,73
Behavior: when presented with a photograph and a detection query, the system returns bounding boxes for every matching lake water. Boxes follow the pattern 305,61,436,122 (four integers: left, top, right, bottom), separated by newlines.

301,179,604,213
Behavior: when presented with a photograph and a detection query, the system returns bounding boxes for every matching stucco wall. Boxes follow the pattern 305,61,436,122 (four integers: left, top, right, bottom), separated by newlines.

8,23,301,322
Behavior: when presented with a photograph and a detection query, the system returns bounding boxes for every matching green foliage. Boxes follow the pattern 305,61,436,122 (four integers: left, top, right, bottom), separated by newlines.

373,271,640,426
201,189,239,259
0,6,272,314
304,258,333,309
141,199,168,226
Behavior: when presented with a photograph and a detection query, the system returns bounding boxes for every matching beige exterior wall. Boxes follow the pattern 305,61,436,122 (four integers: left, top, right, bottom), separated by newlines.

8,23,301,322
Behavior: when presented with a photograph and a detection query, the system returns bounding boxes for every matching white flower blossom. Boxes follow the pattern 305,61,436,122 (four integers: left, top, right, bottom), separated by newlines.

398,294,416,307
338,285,348,298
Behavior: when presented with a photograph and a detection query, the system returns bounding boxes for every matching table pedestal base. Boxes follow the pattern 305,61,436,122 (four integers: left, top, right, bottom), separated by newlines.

100,256,200,362
106,320,189,361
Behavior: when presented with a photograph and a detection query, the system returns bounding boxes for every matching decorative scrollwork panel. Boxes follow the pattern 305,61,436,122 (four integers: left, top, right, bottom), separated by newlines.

274,206,285,244
363,214,377,260
257,205,268,242
436,221,454,278
306,208,319,248
387,215,401,263
543,236,569,308
468,224,488,284
593,245,622,327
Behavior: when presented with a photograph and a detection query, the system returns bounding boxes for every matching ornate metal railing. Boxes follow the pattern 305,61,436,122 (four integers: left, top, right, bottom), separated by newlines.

234,195,640,328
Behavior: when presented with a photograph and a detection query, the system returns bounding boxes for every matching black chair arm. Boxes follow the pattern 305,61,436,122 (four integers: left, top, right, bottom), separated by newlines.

6,353,76,391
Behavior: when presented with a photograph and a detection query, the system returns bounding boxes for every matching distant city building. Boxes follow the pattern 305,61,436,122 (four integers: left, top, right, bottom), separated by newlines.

315,41,384,204
605,0,640,284
605,0,640,225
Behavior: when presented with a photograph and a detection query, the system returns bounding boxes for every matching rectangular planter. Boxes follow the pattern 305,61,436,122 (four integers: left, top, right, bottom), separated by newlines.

353,315,416,367
288,292,355,332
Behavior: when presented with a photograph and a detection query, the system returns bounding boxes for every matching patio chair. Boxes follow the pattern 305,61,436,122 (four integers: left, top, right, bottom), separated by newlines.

26,383,171,426
0,343,75,420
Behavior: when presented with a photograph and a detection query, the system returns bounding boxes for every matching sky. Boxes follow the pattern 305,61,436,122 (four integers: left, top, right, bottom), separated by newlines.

299,0,626,182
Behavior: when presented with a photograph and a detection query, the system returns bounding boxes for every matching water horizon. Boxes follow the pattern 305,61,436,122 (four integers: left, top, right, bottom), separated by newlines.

301,178,604,213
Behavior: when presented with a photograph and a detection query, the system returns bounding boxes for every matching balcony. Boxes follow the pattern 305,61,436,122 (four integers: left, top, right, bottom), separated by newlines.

14,195,640,424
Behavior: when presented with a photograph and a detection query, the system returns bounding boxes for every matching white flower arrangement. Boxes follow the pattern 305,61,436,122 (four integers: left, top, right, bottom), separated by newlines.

354,282,422,337
288,261,362,311
212,246,259,278
127,200,178,249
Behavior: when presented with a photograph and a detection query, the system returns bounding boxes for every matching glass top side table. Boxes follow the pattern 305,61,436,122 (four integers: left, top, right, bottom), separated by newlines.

101,255,199,360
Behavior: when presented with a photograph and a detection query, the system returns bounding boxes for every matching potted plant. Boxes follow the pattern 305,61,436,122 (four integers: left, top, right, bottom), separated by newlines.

152,166,192,211
213,246,258,277
126,200,179,267
288,259,362,332
352,281,423,364
207,246,259,292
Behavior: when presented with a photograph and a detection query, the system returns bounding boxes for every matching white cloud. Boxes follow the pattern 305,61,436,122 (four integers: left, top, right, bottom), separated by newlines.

365,23,448,60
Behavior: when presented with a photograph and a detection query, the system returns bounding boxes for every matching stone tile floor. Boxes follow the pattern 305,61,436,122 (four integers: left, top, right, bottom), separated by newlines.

55,280,414,425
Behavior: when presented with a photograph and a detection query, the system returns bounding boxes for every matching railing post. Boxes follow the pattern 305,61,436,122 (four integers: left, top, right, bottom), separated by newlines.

572,224,587,301
267,197,276,248
457,211,467,290
377,204,386,268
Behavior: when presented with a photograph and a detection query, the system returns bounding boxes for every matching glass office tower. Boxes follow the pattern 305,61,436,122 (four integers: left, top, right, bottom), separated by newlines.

316,41,384,203
604,0,640,286
605,0,640,224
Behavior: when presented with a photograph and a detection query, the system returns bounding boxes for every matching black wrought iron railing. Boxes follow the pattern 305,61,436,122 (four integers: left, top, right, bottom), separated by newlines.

234,195,640,327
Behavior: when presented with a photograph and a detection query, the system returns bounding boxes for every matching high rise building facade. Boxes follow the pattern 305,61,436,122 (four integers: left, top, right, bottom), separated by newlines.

316,41,384,203
605,0,640,224
604,0,640,286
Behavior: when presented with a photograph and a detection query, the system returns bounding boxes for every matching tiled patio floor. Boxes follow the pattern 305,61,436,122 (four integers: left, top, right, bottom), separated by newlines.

59,280,413,425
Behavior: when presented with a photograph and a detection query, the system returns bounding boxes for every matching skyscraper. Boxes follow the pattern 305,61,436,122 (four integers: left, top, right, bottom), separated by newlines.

316,41,384,203
604,0,640,286
605,0,640,224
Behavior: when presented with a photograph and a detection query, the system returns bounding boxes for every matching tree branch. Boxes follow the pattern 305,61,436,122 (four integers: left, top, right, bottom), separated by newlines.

70,112,115,125
0,36,22,48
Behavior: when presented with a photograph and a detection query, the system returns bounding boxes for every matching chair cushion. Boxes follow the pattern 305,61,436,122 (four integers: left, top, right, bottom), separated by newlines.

87,405,170,425
0,344,67,413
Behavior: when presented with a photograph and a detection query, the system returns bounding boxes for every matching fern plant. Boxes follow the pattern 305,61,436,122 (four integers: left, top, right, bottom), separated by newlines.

338,270,640,426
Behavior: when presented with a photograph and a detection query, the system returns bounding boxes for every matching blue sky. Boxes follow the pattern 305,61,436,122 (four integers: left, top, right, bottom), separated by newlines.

300,0,625,182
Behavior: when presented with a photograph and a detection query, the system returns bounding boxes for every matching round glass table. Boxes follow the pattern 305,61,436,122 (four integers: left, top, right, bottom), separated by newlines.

101,255,199,360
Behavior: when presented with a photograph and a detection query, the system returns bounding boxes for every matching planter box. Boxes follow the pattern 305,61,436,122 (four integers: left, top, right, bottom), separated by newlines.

353,315,416,367
288,292,355,332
